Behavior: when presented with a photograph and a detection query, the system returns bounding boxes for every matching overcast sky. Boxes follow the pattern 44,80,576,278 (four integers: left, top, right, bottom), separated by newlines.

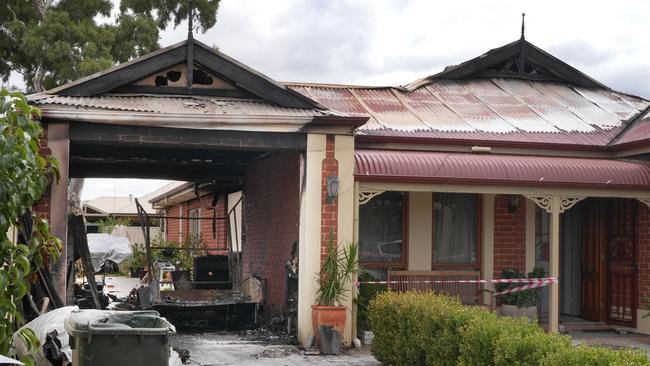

16,0,648,201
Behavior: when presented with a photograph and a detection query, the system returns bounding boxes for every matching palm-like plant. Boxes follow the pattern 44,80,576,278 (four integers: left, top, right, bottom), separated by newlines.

316,232,359,306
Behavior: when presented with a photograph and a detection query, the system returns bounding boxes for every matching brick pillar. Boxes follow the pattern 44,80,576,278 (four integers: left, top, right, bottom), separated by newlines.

493,194,526,276
320,135,339,262
33,124,52,220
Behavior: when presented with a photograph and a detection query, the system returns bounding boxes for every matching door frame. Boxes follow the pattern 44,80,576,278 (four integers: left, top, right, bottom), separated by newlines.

605,198,639,327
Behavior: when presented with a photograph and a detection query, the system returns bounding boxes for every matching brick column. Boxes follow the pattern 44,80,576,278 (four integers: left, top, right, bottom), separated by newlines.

320,135,339,262
493,194,526,276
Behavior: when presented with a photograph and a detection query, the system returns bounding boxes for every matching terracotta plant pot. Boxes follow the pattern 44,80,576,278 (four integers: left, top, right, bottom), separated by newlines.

500,304,537,321
312,305,346,345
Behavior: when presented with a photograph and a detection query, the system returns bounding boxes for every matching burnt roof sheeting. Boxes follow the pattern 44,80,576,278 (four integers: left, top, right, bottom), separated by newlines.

29,94,333,117
287,78,649,147
612,108,650,146
354,149,650,189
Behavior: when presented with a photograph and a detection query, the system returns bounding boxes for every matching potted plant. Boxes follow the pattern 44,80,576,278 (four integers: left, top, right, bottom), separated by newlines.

127,243,147,278
496,266,545,321
312,233,358,347
170,234,204,290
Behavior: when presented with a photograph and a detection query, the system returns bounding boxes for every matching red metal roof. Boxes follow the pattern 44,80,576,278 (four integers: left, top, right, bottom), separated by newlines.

287,79,649,148
354,149,650,189
611,108,650,147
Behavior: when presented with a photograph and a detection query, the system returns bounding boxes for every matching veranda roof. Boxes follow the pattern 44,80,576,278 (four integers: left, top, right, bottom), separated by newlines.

354,149,650,190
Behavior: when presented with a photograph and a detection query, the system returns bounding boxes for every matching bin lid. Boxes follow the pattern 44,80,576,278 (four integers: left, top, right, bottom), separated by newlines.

65,310,175,337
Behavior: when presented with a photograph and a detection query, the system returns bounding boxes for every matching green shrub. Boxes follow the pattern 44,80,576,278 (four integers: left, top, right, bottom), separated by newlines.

367,291,650,366
494,331,572,366
368,291,487,366
459,314,539,366
422,300,487,366
540,344,650,366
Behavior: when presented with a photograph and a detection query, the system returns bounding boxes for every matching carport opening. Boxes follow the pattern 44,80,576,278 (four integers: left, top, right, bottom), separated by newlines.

69,123,305,335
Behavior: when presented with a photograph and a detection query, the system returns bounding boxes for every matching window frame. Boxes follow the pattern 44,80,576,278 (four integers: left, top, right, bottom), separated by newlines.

358,192,409,270
189,208,201,238
431,193,482,271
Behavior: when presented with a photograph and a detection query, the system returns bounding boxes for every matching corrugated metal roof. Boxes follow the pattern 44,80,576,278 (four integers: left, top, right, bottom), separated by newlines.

611,108,650,146
287,78,650,147
354,149,650,189
29,94,335,117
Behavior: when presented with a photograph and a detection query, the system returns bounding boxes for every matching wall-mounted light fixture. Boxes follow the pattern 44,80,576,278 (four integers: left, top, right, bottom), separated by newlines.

507,195,521,213
326,175,339,204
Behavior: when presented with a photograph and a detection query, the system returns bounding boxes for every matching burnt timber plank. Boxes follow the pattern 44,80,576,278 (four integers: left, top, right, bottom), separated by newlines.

58,46,186,96
70,158,245,181
111,85,254,98
68,123,307,151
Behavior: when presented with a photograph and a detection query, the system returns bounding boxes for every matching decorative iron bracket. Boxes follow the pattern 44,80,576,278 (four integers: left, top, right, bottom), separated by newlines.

524,195,586,213
639,198,650,209
359,190,385,205
524,195,552,213
558,197,586,213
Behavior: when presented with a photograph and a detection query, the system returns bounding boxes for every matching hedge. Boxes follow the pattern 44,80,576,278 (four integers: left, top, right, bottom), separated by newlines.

368,292,649,366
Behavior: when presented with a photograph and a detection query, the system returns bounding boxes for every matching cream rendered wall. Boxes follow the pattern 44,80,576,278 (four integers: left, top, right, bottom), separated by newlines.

525,199,536,273
297,134,326,346
482,194,495,305
407,192,433,271
335,135,355,345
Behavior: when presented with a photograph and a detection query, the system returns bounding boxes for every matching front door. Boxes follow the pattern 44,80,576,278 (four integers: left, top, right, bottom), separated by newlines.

581,199,605,321
606,199,638,326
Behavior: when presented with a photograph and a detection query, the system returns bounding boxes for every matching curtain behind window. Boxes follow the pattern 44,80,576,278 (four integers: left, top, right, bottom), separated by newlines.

433,193,478,264
359,192,404,264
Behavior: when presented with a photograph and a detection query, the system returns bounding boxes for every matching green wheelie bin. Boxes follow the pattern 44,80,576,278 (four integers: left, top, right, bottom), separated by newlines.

65,310,175,366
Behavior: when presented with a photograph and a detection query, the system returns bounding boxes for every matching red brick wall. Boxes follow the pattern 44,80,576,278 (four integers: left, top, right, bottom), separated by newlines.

163,195,228,254
241,152,301,315
33,123,52,220
321,135,338,262
637,202,650,307
493,194,526,276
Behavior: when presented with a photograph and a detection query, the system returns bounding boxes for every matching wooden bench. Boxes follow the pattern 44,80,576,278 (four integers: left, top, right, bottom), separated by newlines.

387,270,485,306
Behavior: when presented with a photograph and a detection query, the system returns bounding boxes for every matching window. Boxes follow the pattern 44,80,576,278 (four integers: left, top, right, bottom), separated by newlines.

358,192,406,267
189,208,200,238
178,205,183,242
432,193,479,269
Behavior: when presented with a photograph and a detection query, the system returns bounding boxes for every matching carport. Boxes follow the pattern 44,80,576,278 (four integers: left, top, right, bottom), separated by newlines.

29,38,366,345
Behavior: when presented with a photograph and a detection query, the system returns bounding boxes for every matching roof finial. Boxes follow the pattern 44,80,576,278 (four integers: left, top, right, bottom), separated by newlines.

187,0,194,41
520,13,526,40
186,0,194,91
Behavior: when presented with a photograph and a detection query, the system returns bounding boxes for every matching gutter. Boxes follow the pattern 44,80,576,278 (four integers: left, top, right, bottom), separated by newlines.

39,108,317,132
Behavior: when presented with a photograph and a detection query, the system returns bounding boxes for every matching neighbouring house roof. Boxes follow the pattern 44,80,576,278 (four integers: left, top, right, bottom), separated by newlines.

287,38,650,150
148,182,220,208
354,149,650,190
83,181,185,215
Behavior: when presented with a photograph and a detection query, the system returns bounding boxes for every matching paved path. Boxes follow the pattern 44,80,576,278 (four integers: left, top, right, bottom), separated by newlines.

172,332,380,366
570,331,650,357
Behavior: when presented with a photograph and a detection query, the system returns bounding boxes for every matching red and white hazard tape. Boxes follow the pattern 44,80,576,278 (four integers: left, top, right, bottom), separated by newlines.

493,278,557,296
355,277,558,297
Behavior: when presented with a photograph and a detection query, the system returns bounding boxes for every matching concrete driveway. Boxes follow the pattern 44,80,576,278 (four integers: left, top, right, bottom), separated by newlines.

172,332,380,366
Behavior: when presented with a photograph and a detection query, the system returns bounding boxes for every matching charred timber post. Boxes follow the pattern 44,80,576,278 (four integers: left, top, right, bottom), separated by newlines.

135,199,154,283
